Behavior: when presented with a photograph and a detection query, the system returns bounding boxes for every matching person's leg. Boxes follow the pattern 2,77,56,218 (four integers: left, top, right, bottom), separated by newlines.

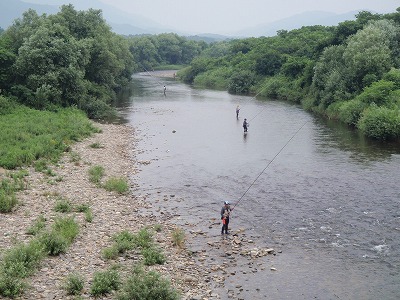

225,218,229,234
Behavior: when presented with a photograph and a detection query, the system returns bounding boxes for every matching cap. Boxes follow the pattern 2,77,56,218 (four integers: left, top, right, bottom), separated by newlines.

224,201,230,205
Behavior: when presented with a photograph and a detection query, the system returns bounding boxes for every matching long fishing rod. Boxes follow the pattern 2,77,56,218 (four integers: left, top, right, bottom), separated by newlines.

231,120,308,211
142,66,167,90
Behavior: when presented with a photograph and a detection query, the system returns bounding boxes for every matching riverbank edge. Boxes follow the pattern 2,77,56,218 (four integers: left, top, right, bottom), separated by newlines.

0,122,217,299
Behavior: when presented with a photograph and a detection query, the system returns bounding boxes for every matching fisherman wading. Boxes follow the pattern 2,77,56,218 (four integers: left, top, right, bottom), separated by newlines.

221,201,231,235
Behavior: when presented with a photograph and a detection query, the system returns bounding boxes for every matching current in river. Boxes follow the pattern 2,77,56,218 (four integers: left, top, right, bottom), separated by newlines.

114,72,400,300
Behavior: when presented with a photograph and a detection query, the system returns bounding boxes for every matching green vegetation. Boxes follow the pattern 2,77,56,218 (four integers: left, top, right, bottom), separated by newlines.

0,101,99,170
88,165,104,185
103,177,129,194
39,216,79,256
89,142,103,149
62,273,84,296
0,170,28,212
54,197,73,213
117,266,179,300
90,267,121,297
179,9,400,140
102,228,165,266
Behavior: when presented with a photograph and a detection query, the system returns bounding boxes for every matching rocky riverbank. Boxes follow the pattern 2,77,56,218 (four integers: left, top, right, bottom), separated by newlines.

0,122,275,300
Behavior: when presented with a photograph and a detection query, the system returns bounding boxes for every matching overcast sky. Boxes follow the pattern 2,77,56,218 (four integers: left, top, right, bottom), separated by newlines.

25,0,400,35
98,0,399,34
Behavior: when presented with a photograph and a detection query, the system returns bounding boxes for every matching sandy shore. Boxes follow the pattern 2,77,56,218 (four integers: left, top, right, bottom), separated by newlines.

0,122,273,300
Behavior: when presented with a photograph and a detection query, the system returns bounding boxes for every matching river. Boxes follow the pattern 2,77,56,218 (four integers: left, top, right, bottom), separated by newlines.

114,72,400,300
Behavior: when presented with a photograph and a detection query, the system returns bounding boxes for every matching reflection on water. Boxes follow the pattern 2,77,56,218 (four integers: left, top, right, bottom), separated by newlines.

113,73,400,300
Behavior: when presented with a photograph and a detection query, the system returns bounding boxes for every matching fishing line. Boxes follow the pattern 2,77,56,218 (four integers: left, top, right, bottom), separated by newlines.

231,120,308,211
142,66,167,90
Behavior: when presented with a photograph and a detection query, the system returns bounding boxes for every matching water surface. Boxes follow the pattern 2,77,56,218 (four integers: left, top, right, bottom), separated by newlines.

116,72,400,299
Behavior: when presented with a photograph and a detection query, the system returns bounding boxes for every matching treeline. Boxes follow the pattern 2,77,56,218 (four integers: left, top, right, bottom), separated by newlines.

178,9,400,140
0,5,206,119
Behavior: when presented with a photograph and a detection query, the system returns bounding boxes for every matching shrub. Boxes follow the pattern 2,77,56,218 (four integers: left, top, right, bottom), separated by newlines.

133,228,153,249
90,268,121,297
357,105,400,140
40,231,69,255
52,216,79,244
88,165,104,185
63,273,84,295
84,209,93,223
0,189,18,213
113,231,136,253
103,177,129,194
142,247,166,266
102,245,119,260
117,266,179,300
54,198,72,213
227,70,256,94
338,98,367,126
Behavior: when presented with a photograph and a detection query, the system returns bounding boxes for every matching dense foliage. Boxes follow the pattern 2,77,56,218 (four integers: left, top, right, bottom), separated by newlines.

179,8,400,140
0,5,136,118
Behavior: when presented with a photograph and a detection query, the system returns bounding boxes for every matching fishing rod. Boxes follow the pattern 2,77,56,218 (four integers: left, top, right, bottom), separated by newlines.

231,120,309,211
142,66,168,90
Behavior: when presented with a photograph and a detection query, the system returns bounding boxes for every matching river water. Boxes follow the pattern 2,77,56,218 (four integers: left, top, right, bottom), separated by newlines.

115,72,400,299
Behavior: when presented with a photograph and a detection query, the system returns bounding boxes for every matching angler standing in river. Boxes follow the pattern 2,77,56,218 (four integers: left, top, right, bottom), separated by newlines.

243,118,249,133
221,201,231,235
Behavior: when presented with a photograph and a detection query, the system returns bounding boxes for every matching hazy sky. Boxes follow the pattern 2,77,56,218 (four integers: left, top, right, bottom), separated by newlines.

97,0,400,34
25,0,400,35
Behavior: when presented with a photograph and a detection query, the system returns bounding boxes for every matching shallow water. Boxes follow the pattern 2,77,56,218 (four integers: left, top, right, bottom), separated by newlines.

116,72,400,299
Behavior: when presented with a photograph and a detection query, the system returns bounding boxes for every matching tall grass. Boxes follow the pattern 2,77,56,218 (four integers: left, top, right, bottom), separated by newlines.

0,103,99,169
0,171,28,213
103,177,129,194
88,165,104,185
117,266,179,300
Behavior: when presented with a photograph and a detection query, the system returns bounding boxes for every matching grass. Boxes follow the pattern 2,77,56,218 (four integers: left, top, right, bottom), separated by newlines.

88,165,104,185
0,170,29,213
0,103,99,170
116,266,179,300
90,267,121,297
89,142,103,148
103,177,129,194
102,228,163,265
63,273,84,296
171,228,186,249
0,239,45,297
54,197,72,213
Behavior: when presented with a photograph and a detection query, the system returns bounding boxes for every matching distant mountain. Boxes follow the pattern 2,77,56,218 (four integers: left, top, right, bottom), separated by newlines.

0,0,58,29
0,0,172,34
235,11,359,37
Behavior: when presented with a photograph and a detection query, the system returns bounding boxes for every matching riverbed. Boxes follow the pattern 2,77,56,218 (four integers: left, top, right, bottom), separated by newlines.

116,72,400,300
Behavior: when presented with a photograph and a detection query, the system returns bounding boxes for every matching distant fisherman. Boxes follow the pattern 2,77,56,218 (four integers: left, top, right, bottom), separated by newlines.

243,118,249,133
221,201,232,235
163,85,166,95
236,105,240,118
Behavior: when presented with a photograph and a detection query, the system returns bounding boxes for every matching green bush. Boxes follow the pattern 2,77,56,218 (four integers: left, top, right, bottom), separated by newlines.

357,105,400,140
102,245,119,260
103,177,129,194
63,273,84,296
0,189,18,213
52,216,79,244
40,231,69,256
84,209,93,223
338,98,367,126
113,231,136,253
142,247,166,266
133,228,154,249
117,266,179,300
88,165,104,185
54,198,72,213
227,70,256,94
90,268,121,297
